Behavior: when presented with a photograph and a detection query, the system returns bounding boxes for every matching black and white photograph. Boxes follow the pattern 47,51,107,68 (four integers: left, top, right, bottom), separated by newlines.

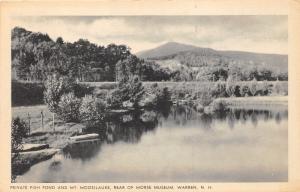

10,15,289,183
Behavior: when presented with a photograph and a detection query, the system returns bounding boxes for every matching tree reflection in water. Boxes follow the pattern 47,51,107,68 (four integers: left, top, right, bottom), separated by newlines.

63,105,288,161
63,109,161,160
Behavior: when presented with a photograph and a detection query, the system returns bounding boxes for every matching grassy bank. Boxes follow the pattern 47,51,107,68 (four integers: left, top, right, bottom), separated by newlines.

83,80,288,89
83,81,288,98
12,105,51,132
12,80,287,106
213,96,288,110
12,105,85,148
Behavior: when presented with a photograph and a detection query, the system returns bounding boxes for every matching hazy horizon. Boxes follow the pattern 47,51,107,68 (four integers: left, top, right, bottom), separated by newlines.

12,16,288,54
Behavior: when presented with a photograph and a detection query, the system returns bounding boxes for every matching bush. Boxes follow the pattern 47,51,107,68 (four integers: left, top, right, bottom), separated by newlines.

226,84,235,97
107,76,144,109
11,117,30,182
198,88,214,106
249,78,258,96
44,74,74,113
225,76,236,97
151,86,171,107
57,92,81,122
11,117,29,152
106,90,122,109
260,80,269,96
240,85,250,97
212,81,226,97
79,95,106,124
273,80,288,95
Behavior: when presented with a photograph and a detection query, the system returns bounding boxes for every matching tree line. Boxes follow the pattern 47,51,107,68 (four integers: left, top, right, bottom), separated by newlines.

12,27,288,83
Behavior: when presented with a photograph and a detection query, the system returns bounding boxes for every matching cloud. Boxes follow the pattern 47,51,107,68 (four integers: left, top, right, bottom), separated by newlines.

11,16,287,54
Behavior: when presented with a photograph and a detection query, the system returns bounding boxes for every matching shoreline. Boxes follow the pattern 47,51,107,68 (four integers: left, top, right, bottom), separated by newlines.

213,96,288,108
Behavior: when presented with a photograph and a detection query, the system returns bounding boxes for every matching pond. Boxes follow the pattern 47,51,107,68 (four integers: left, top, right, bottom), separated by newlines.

16,105,288,182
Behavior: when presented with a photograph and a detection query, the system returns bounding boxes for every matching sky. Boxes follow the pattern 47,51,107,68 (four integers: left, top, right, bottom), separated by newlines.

12,16,288,54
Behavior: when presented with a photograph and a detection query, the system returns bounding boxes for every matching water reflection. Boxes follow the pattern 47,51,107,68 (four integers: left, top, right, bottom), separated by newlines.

17,105,288,182
63,140,102,161
62,110,159,162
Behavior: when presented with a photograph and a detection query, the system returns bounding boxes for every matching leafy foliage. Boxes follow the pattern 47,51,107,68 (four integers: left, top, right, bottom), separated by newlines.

79,95,106,126
116,55,142,81
273,80,288,95
239,85,250,97
150,83,171,106
12,27,131,82
249,78,258,96
11,117,29,153
107,76,145,109
141,61,171,81
212,80,227,97
11,117,30,182
197,87,214,106
226,77,236,97
57,92,82,122
12,27,288,82
43,74,74,113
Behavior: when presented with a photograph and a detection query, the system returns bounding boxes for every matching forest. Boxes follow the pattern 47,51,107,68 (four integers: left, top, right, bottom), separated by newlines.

12,27,288,83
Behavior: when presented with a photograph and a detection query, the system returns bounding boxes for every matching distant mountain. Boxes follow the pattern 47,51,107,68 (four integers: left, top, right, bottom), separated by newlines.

136,42,288,72
136,42,212,59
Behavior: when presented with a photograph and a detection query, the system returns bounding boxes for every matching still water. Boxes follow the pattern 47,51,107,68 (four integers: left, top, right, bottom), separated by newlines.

17,105,288,182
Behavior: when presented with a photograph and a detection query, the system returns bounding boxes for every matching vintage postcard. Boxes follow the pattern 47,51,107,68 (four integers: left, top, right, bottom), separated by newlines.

0,0,300,191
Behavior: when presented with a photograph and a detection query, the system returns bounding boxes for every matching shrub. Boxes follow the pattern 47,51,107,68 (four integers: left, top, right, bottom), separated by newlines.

225,83,235,97
249,78,258,96
11,117,29,152
267,84,274,95
152,86,171,106
225,76,237,97
212,81,226,97
44,74,74,113
273,80,288,95
11,117,29,182
261,80,269,96
106,90,122,109
198,89,214,106
79,95,106,124
107,76,144,109
57,92,81,122
273,81,281,95
233,85,241,97
240,85,250,97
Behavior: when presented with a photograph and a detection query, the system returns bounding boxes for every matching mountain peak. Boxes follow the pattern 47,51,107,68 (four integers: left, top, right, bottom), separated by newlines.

163,41,186,46
157,41,199,49
136,42,200,59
